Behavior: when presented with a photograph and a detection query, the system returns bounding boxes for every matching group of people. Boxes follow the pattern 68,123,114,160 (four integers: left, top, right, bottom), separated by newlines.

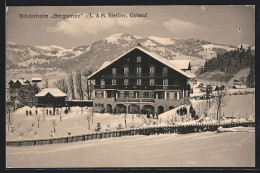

176,107,188,115
25,107,72,116
146,110,158,119
175,105,199,120
46,108,60,115
26,109,37,116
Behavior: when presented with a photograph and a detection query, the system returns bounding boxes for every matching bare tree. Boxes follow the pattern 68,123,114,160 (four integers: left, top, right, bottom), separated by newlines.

67,74,75,100
53,78,68,94
83,70,94,100
87,114,91,130
36,114,40,128
76,72,84,114
76,72,84,100
213,87,229,125
6,106,12,132
41,108,45,122
59,108,62,121
52,119,57,133
43,79,49,88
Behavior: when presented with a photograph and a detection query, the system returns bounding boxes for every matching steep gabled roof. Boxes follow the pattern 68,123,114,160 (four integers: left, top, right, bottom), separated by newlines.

35,88,67,97
87,46,195,79
9,79,29,85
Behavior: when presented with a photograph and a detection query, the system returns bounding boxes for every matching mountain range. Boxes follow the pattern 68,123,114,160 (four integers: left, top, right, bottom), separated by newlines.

6,33,254,83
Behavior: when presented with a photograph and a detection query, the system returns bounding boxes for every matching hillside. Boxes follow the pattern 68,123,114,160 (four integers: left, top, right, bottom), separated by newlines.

6,33,241,83
198,47,255,87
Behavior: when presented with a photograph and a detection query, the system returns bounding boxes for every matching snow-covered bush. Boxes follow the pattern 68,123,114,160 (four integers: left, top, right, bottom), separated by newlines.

94,122,102,132
117,123,123,130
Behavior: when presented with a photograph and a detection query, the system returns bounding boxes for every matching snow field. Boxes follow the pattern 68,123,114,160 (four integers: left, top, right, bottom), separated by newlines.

6,94,255,141
6,131,255,167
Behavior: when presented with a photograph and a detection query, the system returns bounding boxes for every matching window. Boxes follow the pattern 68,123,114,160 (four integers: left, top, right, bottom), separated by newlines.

120,91,125,98
112,79,116,85
137,56,142,62
100,79,105,86
169,92,174,100
163,67,168,76
137,79,142,86
139,91,144,98
112,68,117,75
137,66,142,74
129,91,134,98
124,65,129,74
144,92,149,98
150,79,155,86
124,79,129,86
185,90,189,97
150,66,155,74
163,79,168,86
149,92,154,98
125,91,129,98
97,91,103,98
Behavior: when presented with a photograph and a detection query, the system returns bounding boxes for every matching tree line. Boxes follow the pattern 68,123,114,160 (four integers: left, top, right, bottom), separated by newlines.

202,47,255,87
53,70,94,100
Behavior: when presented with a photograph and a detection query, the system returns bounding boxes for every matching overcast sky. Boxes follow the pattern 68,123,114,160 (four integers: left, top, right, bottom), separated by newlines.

6,6,255,48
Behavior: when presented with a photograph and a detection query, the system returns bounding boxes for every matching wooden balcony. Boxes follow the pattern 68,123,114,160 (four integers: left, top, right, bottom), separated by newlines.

94,85,181,90
104,73,168,79
115,98,155,103
155,85,180,90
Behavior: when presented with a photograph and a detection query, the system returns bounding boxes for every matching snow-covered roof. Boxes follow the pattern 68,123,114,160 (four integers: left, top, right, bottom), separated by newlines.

88,46,196,79
168,60,190,70
35,88,67,97
233,85,247,89
98,61,111,71
190,93,204,97
9,79,29,85
31,77,42,81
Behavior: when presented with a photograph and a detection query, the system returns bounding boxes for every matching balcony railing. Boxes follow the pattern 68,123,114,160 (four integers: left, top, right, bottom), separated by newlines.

94,85,153,90
155,85,180,90
94,85,181,90
104,74,168,79
115,98,155,103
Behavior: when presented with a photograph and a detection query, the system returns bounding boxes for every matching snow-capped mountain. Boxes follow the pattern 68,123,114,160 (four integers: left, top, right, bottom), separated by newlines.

7,33,248,82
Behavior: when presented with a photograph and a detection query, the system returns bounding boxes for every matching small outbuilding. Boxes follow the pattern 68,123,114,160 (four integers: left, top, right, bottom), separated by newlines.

35,88,67,107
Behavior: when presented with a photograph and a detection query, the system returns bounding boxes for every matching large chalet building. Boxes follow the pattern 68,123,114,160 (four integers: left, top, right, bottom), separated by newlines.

87,46,195,115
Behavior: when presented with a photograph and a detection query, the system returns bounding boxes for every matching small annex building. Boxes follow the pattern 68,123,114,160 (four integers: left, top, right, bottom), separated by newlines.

35,88,67,107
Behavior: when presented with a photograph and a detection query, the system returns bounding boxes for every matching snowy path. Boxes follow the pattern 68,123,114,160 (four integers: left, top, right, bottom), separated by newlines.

6,131,254,167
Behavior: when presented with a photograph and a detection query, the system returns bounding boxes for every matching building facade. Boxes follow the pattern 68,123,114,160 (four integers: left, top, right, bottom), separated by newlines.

87,46,195,115
35,88,67,107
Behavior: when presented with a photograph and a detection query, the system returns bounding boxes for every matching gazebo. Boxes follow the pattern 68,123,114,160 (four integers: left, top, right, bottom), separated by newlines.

35,88,67,108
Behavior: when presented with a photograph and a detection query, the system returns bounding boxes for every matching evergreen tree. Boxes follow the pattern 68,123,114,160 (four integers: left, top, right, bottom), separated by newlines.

17,84,40,106
202,47,255,79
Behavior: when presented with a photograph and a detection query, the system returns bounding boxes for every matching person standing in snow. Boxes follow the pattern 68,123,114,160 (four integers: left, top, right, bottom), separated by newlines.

26,110,28,116
35,109,37,115
29,110,32,116
56,108,59,115
189,105,193,114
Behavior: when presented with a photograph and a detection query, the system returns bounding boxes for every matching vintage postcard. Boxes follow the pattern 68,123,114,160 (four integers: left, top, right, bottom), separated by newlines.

5,5,255,168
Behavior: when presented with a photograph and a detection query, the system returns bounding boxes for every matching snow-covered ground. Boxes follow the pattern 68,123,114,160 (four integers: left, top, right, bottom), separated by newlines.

6,106,156,141
6,130,255,167
6,94,255,141
148,36,175,45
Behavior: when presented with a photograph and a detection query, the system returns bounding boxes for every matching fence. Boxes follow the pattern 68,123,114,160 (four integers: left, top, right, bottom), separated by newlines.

6,122,255,147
